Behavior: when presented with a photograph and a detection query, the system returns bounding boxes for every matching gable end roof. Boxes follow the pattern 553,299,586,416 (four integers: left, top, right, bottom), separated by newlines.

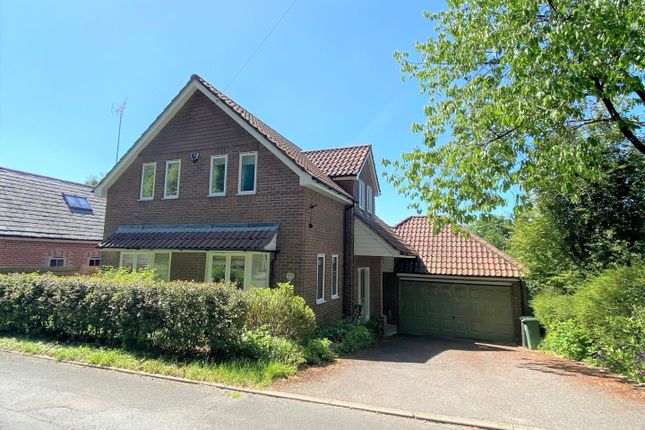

95,75,351,204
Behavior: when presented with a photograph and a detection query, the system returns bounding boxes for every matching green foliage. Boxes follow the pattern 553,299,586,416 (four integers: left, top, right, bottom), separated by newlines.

317,319,376,355
532,263,645,382
245,283,316,342
0,273,247,357
302,337,336,365
385,0,645,226
468,214,513,250
237,328,305,368
95,266,157,282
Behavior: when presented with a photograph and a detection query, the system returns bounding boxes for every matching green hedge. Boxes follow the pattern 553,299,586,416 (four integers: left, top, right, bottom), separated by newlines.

0,273,246,357
532,263,645,382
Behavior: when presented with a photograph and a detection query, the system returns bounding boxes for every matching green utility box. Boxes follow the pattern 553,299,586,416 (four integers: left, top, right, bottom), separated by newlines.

520,316,541,349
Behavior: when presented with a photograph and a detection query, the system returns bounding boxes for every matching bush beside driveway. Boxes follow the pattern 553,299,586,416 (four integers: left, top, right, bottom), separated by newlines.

273,335,645,430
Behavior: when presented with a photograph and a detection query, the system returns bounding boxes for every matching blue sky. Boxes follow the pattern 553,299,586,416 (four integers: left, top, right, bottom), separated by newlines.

1,0,451,225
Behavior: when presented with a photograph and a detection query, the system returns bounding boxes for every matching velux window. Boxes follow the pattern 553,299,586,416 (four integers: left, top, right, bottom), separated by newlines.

238,152,257,194
164,160,181,199
63,193,91,211
209,155,228,196
140,162,156,200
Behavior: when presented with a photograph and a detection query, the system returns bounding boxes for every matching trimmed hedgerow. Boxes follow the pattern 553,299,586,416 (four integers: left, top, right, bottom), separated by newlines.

0,273,246,357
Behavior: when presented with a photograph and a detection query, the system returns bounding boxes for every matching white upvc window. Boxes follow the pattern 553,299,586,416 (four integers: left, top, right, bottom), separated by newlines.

139,162,156,200
366,185,373,214
163,159,181,199
205,251,270,290
209,155,228,196
238,152,257,194
358,180,366,209
120,251,171,281
331,254,339,299
316,253,325,304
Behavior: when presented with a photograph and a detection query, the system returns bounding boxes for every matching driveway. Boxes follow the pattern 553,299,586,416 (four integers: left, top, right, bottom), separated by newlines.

0,351,456,430
274,335,645,430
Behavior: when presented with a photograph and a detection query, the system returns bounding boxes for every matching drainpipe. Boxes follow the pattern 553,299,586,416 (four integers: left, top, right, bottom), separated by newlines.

342,203,354,317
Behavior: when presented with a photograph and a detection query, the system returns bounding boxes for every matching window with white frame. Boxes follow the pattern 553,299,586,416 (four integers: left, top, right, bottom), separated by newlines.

164,160,181,199
121,251,171,281
206,252,270,290
331,254,339,299
366,185,373,213
140,162,156,200
88,257,101,267
358,180,366,209
238,152,257,194
316,253,325,303
209,155,228,196
48,257,65,267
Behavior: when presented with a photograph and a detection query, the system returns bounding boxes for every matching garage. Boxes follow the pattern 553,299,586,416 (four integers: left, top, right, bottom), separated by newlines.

399,280,515,342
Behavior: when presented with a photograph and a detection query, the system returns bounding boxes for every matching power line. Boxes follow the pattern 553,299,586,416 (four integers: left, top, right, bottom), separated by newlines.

223,0,298,91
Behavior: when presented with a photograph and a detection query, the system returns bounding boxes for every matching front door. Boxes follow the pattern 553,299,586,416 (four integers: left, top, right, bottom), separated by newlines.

357,267,370,321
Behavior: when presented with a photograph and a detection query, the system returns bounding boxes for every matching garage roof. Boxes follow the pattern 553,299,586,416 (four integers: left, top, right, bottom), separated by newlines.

394,216,521,278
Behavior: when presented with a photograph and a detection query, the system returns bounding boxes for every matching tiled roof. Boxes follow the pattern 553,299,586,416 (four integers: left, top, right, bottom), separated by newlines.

394,216,521,278
303,145,371,177
99,223,279,251
0,167,105,241
193,75,351,200
355,211,415,256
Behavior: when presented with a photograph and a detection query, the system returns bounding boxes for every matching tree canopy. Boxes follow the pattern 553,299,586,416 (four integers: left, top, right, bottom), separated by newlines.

385,0,645,224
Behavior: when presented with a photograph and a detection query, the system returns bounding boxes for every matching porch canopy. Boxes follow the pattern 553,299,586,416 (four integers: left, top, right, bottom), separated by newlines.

99,223,279,251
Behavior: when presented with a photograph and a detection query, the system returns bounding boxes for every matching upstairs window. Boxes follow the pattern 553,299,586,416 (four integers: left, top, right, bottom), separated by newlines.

63,193,91,211
358,180,366,209
238,152,257,194
209,155,228,196
366,185,373,214
140,162,156,200
164,160,181,199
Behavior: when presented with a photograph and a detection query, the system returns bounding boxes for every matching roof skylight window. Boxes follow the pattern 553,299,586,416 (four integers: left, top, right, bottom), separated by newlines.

63,193,92,211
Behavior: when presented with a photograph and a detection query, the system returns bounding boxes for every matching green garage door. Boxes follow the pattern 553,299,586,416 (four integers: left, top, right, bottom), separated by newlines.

400,281,514,342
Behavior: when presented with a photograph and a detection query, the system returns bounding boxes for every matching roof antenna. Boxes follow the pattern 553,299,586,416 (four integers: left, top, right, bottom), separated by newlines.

112,99,127,163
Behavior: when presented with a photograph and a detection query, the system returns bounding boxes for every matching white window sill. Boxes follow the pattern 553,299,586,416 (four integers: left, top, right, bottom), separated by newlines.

162,196,179,200
237,191,256,196
138,197,154,202
316,299,326,305
331,294,339,300
208,193,226,197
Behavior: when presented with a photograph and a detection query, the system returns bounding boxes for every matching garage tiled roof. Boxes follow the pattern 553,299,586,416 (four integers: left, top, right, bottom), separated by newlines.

303,145,371,177
99,223,279,251
193,75,351,200
0,167,105,241
394,216,521,278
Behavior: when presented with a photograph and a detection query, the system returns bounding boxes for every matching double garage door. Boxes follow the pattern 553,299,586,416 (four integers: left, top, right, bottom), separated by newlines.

400,280,514,342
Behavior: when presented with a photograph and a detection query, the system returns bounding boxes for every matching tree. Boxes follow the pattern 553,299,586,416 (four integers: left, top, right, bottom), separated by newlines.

385,0,645,225
507,147,645,292
468,214,513,250
84,174,103,186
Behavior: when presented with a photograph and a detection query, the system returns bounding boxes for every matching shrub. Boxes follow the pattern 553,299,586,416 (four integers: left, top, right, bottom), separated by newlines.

532,263,645,382
303,337,335,365
317,319,375,355
94,266,156,282
237,328,305,368
0,273,246,357
245,283,316,342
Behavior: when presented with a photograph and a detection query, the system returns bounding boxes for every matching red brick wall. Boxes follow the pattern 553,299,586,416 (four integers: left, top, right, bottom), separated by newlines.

0,237,100,268
170,252,207,281
102,91,351,323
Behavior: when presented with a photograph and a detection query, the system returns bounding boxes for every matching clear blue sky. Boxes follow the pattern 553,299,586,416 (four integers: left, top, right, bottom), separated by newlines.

1,0,452,225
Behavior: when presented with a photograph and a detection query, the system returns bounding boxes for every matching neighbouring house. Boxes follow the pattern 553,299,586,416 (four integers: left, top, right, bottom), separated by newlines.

95,74,524,341
0,167,105,273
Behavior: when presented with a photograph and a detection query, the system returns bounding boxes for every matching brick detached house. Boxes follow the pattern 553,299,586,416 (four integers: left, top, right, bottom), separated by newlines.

0,167,105,272
95,75,524,342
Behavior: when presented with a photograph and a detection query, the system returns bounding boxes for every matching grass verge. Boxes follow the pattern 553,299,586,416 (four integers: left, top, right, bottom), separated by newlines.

0,335,296,388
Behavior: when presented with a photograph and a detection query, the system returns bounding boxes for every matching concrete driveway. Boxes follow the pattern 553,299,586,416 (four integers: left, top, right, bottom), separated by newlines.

274,335,645,430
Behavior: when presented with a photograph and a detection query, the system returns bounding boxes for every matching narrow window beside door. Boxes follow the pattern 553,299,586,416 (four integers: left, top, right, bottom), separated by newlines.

316,254,325,304
331,255,339,299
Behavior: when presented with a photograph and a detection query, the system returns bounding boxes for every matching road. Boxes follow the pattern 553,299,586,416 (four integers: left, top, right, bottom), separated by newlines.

0,352,455,430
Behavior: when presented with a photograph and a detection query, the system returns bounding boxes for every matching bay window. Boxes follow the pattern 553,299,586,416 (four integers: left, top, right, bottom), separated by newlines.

206,252,270,289
120,251,171,281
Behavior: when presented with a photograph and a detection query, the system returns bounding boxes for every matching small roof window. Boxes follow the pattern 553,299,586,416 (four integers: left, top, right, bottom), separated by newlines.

63,193,92,211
